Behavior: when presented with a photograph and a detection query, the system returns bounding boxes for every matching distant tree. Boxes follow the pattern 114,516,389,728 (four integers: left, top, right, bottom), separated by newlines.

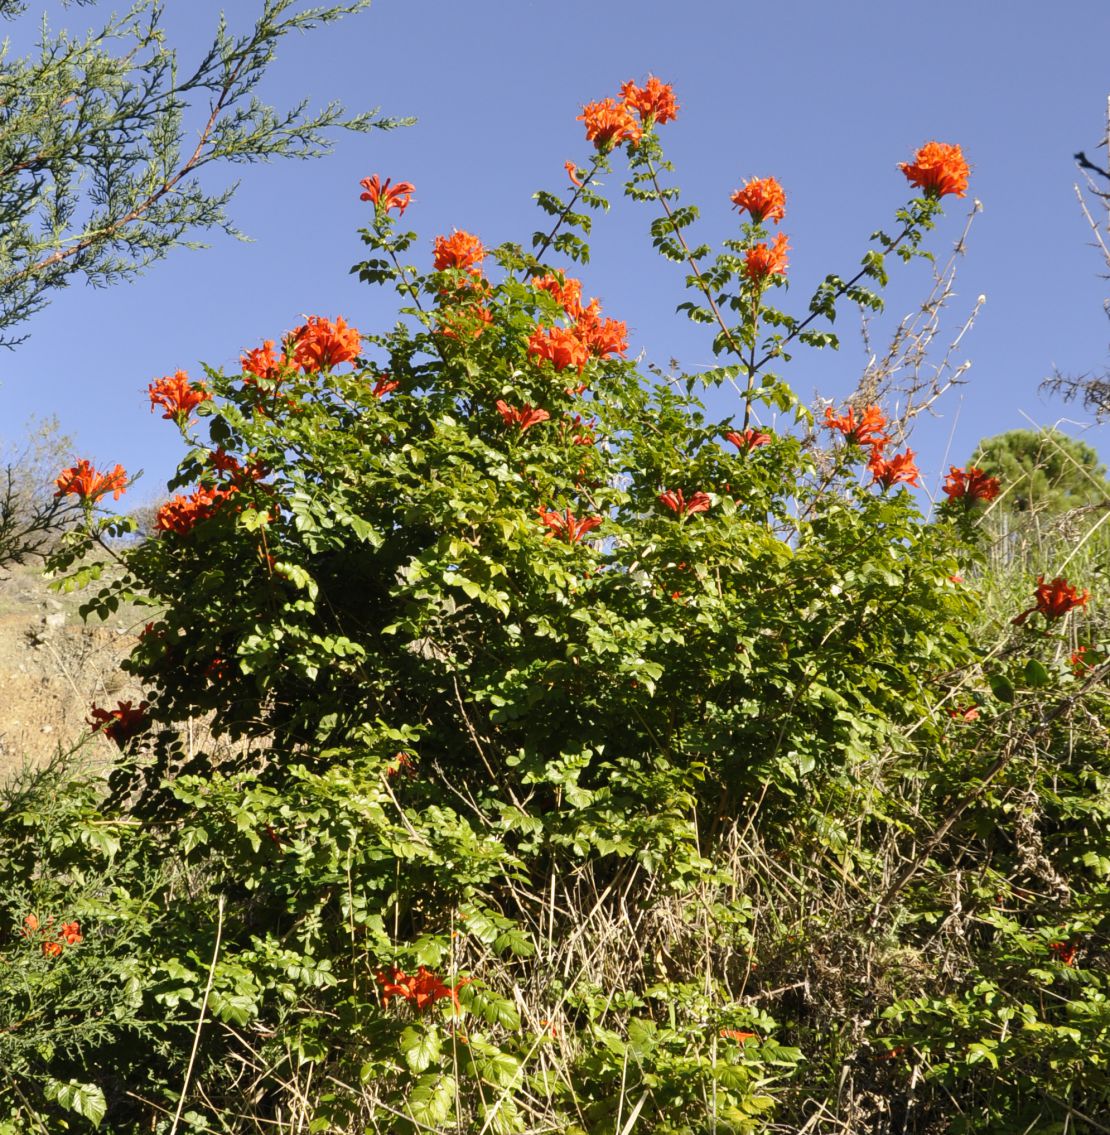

970,428,1110,514
0,0,405,349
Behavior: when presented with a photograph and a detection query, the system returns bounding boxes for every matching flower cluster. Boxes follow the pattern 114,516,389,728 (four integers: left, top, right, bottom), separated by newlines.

88,699,148,747
724,428,772,453
148,370,211,424
155,484,233,536
359,174,415,216
731,176,786,225
619,75,679,126
54,459,128,503
22,915,82,958
433,230,485,273
744,231,790,283
288,315,361,373
1012,575,1090,626
496,401,550,432
241,339,285,384
824,404,920,491
527,281,627,374
899,141,970,199
376,966,468,1012
659,489,712,517
943,465,1000,504
578,75,677,153
538,506,602,544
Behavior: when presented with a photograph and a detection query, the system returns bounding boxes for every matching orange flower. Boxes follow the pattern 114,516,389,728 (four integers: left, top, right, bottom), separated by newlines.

59,921,82,946
724,428,772,452
943,465,1000,503
948,704,980,723
241,339,284,383
387,752,416,778
620,75,679,126
823,405,889,450
289,315,361,373
433,230,485,273
578,98,642,152
659,489,712,516
743,232,790,282
538,506,603,544
371,375,400,398
54,459,128,503
42,940,63,958
148,370,211,423
899,142,970,199
376,966,468,1012
1070,645,1102,676
496,400,550,432
566,414,596,446
1049,940,1078,966
435,300,494,341
359,174,415,215
155,485,233,536
1013,575,1090,626
565,160,582,188
576,299,628,358
719,1028,758,1044
22,915,39,937
528,325,591,373
730,177,786,224
533,273,584,319
869,448,920,489
88,699,149,747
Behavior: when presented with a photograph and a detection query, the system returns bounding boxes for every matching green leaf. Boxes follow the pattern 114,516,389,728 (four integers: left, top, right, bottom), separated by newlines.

400,1025,441,1074
45,1080,107,1128
988,672,1015,703
1022,658,1050,688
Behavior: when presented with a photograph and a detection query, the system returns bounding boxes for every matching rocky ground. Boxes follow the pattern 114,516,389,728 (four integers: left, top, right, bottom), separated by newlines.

0,561,146,777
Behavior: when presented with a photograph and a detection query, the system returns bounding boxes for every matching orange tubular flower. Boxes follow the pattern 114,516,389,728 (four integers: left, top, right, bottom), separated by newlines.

578,98,642,152
719,1028,758,1044
943,465,1000,503
289,316,361,373
371,375,400,398
148,370,211,423
528,325,591,373
743,232,790,282
359,174,415,215
496,400,551,432
1013,575,1090,626
576,299,628,358
533,273,584,319
376,966,468,1013
155,485,233,536
88,699,149,747
620,75,679,126
538,506,603,544
59,921,82,946
241,339,285,383
42,940,63,958
730,177,786,224
433,230,485,273
724,428,772,452
899,142,970,199
869,448,921,490
823,405,890,450
565,160,583,187
54,459,128,503
659,489,712,517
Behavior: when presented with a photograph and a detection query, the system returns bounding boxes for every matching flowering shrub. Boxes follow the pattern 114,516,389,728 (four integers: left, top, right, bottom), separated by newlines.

22,75,1110,1135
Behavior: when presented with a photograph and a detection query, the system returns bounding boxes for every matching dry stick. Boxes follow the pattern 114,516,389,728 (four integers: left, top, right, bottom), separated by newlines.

869,656,1110,925
168,893,226,1135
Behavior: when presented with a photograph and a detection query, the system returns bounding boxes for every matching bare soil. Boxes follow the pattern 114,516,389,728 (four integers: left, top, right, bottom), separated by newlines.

0,561,146,777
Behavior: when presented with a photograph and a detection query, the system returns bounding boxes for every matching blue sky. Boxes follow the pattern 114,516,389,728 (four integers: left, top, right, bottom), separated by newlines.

4,0,1109,510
